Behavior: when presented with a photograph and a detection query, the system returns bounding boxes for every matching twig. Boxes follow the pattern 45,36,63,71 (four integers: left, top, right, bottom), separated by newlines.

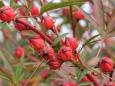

15,18,53,45
95,40,104,58
24,59,44,86
69,6,76,37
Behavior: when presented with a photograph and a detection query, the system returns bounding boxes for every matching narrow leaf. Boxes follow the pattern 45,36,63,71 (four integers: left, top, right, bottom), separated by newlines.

0,51,14,75
79,82,93,86
76,68,81,82
0,22,9,29
0,72,12,82
0,1,3,7
77,69,88,82
25,0,33,15
14,56,24,84
41,0,85,14
83,35,99,47
81,49,88,62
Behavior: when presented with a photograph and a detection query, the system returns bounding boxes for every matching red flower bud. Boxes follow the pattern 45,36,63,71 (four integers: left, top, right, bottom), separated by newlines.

74,10,84,20
40,69,49,78
63,82,77,86
58,46,73,61
13,46,26,58
29,35,45,50
109,82,115,86
40,46,55,61
0,6,15,22
104,82,115,86
15,18,27,31
81,76,91,83
30,4,40,16
99,57,114,73
48,57,62,70
18,7,26,16
65,37,78,50
41,16,54,30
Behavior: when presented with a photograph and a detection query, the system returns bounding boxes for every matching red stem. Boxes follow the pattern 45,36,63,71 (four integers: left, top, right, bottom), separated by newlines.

15,19,53,45
86,73,100,86
76,53,86,68
69,6,76,37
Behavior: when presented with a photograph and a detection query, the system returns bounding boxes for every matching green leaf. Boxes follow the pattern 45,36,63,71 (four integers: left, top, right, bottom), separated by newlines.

53,33,68,46
76,27,84,38
0,51,14,75
79,82,93,86
0,1,3,7
87,39,100,46
10,0,14,7
14,56,24,84
78,69,88,82
25,0,33,15
0,74,11,82
83,35,99,47
110,46,115,51
76,68,82,82
76,68,88,82
81,49,88,62
41,0,85,14
0,22,9,29
0,71,12,82
18,39,28,46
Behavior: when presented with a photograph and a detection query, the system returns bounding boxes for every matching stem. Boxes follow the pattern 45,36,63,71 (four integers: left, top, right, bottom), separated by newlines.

15,19,53,45
24,59,44,86
95,40,104,58
76,53,86,68
40,0,45,6
17,15,40,18
69,6,76,37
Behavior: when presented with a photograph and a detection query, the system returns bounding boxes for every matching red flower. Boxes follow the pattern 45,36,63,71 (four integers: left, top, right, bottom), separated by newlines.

40,69,49,78
74,10,84,20
13,46,26,58
58,46,73,61
63,82,77,86
15,18,26,31
109,82,115,86
30,4,40,16
18,7,26,16
81,76,91,82
0,6,15,22
29,35,45,50
40,46,55,61
99,57,114,72
104,82,115,86
65,37,78,50
48,57,62,70
41,16,54,30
